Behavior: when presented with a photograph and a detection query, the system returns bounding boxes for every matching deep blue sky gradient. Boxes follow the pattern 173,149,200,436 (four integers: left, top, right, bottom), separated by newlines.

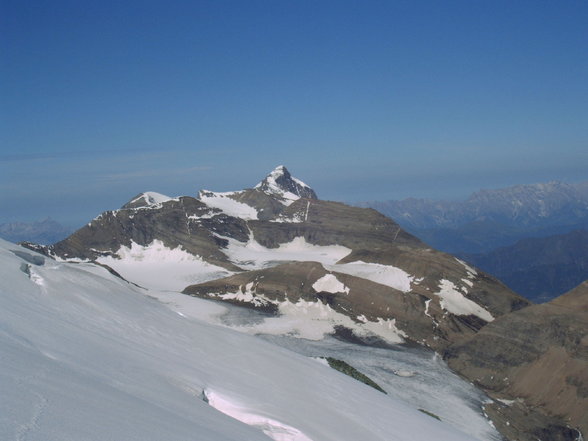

1,0,587,226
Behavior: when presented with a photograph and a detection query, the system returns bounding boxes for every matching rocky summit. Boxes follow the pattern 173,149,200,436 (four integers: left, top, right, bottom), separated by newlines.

40,166,527,352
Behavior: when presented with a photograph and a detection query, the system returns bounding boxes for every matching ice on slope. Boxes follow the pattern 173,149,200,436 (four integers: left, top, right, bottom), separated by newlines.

222,295,407,343
0,238,476,441
435,279,494,322
198,190,259,220
257,334,504,441
96,239,231,291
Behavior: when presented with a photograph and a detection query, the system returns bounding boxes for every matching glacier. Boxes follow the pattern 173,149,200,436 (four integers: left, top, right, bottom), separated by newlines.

0,238,498,440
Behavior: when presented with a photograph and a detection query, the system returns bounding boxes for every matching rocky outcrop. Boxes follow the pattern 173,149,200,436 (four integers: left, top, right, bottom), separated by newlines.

184,259,524,349
444,280,588,440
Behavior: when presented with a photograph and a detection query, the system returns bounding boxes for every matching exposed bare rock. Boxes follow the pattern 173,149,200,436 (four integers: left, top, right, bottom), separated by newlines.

445,280,588,440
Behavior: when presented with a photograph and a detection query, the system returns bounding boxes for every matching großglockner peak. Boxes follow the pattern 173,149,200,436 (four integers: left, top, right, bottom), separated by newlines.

197,165,317,220
36,165,528,353
254,165,318,204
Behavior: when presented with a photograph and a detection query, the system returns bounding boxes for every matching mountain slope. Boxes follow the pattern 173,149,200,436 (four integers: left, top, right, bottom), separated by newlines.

444,280,588,441
40,166,529,351
1,238,479,441
462,229,588,302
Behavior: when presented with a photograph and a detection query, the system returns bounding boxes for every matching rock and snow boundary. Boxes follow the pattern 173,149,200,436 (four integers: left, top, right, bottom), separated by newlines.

0,238,477,441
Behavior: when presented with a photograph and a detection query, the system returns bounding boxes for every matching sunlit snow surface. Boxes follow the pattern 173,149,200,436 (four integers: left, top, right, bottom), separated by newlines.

90,237,413,342
221,235,351,269
181,298,503,441
312,274,349,294
325,261,413,293
199,190,259,220
96,239,232,290
220,235,414,292
1,239,483,441
129,191,173,207
225,297,408,343
435,279,494,322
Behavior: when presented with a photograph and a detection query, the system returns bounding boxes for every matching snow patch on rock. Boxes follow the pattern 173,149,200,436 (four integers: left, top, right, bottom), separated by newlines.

198,190,259,220
209,282,273,308
435,279,494,322
327,261,413,293
235,298,407,344
456,258,477,278
220,235,352,270
97,239,231,291
220,235,414,293
131,191,173,207
312,274,349,294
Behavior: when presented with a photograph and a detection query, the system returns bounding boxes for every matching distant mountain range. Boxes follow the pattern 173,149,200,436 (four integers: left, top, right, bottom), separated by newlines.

361,181,588,301
463,229,588,302
0,218,71,244
361,181,588,254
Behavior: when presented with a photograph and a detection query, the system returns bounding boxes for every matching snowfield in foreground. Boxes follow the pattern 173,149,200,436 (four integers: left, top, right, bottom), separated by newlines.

0,238,478,441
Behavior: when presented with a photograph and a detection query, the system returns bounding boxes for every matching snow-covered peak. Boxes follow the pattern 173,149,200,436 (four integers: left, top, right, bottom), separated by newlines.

255,166,317,206
122,191,173,209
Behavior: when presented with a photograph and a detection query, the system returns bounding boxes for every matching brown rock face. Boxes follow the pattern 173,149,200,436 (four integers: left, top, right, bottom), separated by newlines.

444,281,588,440
184,261,435,344
50,196,247,271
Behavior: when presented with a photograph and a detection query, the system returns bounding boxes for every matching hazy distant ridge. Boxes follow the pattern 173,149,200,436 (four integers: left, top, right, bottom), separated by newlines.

0,218,71,245
361,181,588,254
463,229,588,302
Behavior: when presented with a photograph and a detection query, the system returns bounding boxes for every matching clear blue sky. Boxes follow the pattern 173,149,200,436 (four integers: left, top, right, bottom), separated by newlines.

1,0,587,226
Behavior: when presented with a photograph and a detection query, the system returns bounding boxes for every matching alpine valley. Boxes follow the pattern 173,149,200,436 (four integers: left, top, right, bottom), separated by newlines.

6,166,585,441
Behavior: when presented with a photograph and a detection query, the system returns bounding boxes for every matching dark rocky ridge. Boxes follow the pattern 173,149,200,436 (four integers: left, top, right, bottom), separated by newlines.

50,196,246,271
444,280,588,440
